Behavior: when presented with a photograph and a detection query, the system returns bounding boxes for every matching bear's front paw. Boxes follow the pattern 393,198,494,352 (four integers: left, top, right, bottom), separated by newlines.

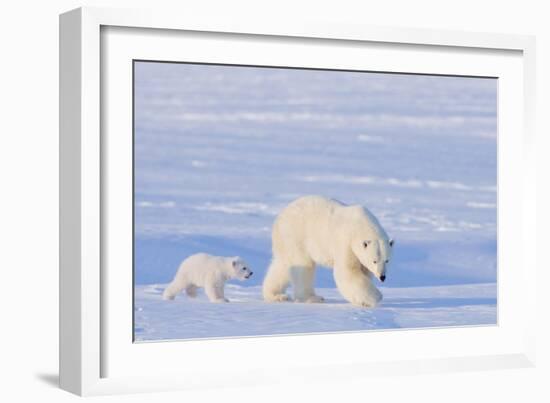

305,295,325,303
357,300,376,308
265,293,291,302
351,289,382,308
162,292,175,301
354,293,382,308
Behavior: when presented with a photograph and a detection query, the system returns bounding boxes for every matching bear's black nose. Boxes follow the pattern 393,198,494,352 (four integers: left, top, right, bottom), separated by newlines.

380,275,386,282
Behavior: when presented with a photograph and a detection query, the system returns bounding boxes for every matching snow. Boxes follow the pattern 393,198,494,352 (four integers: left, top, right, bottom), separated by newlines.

133,62,497,341
134,283,496,341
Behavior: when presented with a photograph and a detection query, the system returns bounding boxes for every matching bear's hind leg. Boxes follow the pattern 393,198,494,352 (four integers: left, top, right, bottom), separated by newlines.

263,259,291,302
290,265,324,303
163,280,185,301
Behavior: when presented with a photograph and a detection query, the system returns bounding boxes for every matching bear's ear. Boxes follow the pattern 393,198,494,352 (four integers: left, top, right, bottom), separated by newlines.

232,257,240,267
389,239,395,247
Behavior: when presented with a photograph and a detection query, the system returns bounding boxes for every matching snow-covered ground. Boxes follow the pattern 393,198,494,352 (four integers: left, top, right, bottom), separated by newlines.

134,62,497,341
135,283,496,341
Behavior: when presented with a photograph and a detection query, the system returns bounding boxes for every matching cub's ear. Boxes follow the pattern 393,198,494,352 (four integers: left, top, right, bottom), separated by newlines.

389,239,395,247
232,257,241,267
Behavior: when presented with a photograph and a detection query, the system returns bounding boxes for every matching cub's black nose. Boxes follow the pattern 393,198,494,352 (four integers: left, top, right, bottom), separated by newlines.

380,275,386,282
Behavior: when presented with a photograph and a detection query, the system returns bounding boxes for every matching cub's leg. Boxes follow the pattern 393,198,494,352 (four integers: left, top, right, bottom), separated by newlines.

163,278,187,300
263,258,291,302
290,264,324,303
205,282,229,303
333,263,382,307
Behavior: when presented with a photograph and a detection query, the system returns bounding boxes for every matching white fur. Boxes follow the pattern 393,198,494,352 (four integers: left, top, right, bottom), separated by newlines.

262,195,393,307
163,253,253,303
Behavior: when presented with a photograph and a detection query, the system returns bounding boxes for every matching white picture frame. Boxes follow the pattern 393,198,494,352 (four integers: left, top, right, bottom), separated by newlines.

59,6,537,396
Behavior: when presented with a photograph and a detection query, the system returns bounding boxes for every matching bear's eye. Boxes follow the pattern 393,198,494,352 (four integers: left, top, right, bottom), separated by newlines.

363,241,368,248
373,260,377,264
385,260,389,263
242,267,247,271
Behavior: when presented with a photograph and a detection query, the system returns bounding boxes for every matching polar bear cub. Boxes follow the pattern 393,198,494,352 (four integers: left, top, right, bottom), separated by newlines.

163,253,253,303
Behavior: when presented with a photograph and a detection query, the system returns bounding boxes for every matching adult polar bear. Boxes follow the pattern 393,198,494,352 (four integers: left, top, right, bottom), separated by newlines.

262,195,394,307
